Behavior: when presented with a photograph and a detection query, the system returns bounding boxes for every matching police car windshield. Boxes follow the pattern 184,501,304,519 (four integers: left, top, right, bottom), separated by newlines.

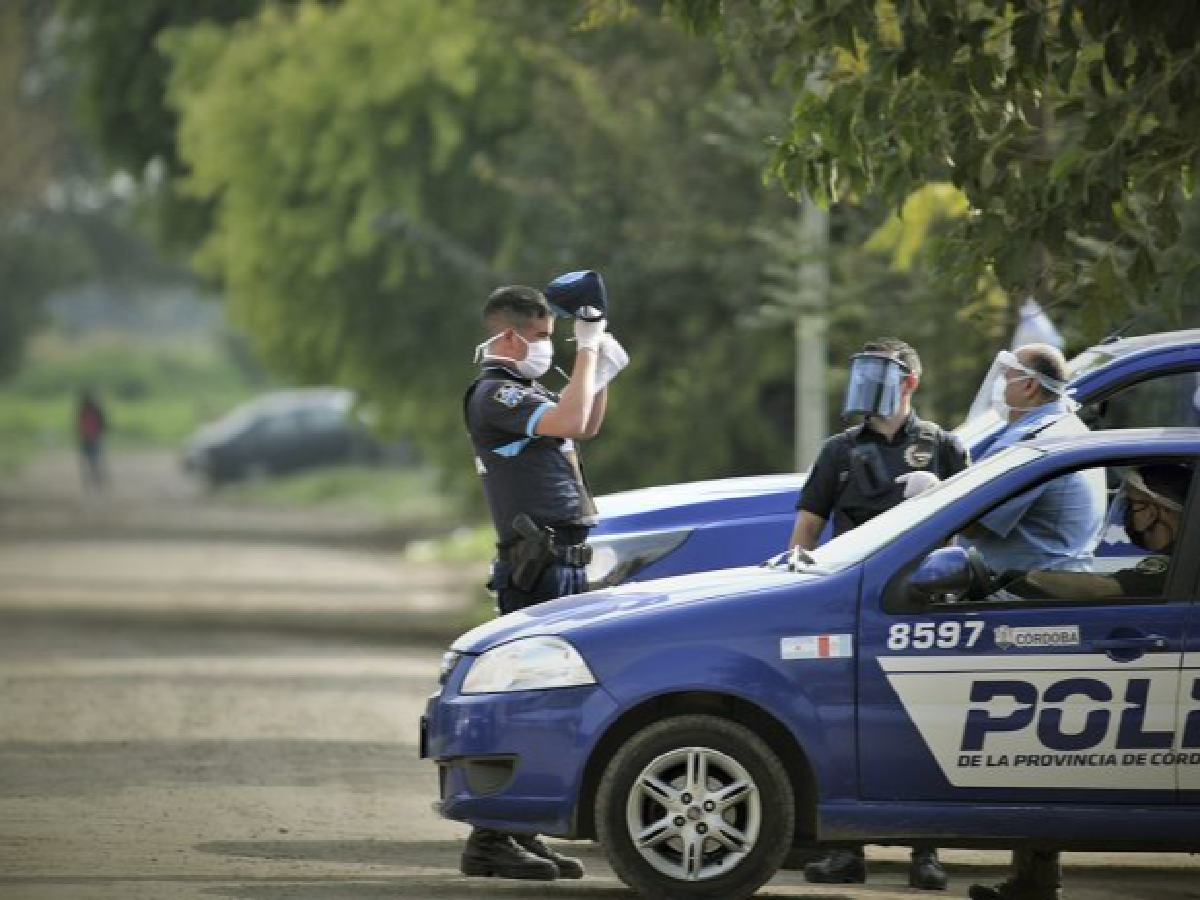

796,446,1042,572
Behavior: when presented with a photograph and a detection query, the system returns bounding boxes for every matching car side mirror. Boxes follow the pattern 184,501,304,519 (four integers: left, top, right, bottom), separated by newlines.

1077,400,1106,428
908,546,991,604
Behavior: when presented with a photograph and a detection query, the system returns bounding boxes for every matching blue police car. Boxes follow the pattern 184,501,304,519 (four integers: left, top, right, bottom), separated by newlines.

423,427,1200,899
585,329,1200,589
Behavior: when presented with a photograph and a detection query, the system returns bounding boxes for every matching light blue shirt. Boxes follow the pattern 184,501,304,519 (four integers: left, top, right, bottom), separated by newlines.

964,401,1106,572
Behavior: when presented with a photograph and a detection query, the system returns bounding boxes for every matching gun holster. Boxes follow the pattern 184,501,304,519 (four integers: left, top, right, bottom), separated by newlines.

850,444,893,499
508,514,558,592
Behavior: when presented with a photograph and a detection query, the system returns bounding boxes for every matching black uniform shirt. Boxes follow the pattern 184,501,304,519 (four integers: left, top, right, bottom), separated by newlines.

1111,553,1171,598
464,364,597,545
798,412,970,537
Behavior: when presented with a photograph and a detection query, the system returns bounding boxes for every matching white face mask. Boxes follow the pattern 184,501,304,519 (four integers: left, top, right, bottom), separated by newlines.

474,332,554,380
991,373,1035,417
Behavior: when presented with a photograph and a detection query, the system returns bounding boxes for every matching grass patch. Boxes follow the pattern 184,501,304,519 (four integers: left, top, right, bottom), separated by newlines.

403,523,494,564
219,464,461,525
0,332,262,473
404,523,497,628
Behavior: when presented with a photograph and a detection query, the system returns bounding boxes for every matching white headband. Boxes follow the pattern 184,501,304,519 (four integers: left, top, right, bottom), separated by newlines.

1125,469,1184,513
997,350,1068,396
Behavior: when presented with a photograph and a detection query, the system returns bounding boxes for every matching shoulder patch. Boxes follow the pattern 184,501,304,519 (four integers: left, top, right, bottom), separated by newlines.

492,384,527,408
904,444,934,469
1134,555,1170,575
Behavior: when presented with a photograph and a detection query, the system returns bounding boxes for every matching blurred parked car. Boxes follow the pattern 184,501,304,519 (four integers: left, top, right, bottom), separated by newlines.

182,388,389,487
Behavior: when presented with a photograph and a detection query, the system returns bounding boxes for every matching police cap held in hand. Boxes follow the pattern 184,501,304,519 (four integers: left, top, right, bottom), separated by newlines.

544,270,607,322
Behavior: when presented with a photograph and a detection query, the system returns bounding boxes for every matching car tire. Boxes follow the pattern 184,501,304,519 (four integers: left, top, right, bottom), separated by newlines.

241,460,272,482
596,714,794,900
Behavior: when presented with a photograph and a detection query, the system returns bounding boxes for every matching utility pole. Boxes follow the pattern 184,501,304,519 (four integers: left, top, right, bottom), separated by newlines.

794,195,829,471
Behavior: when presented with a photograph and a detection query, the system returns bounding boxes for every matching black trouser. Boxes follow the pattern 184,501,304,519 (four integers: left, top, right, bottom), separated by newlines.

488,558,588,615
468,553,589,864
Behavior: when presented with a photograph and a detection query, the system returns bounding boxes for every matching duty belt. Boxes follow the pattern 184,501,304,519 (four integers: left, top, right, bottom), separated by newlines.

556,543,593,567
497,542,592,567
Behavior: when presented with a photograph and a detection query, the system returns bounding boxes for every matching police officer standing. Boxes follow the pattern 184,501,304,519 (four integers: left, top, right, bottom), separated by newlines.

459,281,626,881
790,337,969,891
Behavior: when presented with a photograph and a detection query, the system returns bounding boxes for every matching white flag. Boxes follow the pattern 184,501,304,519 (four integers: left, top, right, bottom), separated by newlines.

1011,297,1064,349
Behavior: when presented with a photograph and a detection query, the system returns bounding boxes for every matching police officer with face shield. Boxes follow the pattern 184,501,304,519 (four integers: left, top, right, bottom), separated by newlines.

459,279,628,882
790,338,969,891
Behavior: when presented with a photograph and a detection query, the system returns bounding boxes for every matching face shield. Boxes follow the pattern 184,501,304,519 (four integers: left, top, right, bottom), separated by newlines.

966,350,1073,421
842,353,912,419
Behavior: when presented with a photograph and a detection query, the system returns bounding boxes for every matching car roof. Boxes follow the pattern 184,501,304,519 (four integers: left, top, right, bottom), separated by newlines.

1076,329,1200,378
1024,426,1200,455
247,387,354,413
1094,327,1200,356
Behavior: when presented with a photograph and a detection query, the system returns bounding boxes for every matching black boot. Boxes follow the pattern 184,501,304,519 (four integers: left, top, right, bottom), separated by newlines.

909,847,949,890
779,845,823,871
512,834,585,879
968,849,1061,900
803,846,867,884
460,828,558,880
968,882,1062,900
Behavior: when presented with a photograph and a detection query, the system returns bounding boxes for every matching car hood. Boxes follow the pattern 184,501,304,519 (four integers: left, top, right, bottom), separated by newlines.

594,473,804,523
450,565,820,654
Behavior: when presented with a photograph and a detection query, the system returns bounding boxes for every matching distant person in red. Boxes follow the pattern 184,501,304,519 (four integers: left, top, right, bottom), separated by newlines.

76,389,108,490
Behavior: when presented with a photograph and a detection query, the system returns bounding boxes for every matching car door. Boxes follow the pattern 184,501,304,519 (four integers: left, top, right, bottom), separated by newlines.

1176,481,1200,801
255,408,307,474
857,451,1196,806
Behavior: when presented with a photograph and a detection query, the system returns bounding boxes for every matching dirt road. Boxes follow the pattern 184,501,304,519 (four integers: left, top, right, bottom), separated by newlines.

0,452,1197,899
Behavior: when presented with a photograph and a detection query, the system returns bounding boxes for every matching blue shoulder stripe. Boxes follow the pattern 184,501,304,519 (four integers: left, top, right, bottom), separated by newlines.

526,401,553,436
493,438,532,458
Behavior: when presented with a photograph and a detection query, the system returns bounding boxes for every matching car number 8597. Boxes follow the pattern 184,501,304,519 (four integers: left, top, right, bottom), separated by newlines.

887,620,985,651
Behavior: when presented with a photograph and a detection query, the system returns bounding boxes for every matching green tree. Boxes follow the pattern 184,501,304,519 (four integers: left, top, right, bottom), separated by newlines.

58,0,292,249
669,0,1200,337
0,1,81,378
164,0,803,495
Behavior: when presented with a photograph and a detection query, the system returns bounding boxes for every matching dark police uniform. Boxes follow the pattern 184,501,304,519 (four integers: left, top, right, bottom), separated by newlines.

796,411,969,888
1111,553,1172,597
798,413,970,536
464,363,597,614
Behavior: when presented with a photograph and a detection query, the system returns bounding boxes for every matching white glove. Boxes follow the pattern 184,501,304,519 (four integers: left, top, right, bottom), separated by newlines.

593,334,629,394
573,317,607,352
896,470,941,499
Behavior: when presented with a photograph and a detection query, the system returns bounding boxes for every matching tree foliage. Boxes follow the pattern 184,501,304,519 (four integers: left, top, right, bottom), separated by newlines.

68,0,1198,503
0,1,78,378
163,0,801,496
669,0,1200,335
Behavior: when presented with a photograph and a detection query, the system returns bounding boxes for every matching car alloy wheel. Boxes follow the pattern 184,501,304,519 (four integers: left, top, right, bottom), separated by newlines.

597,714,793,900
626,745,760,881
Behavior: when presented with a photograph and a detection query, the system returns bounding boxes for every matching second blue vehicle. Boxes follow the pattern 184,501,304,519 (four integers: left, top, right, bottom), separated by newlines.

585,328,1200,588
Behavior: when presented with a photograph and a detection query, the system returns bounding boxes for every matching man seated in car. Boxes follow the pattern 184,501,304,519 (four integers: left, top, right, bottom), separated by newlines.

958,344,1106,574
1011,463,1190,601
967,461,1191,900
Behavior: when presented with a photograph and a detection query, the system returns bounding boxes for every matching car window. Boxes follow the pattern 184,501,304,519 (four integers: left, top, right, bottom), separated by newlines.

297,405,346,430
1094,371,1200,430
259,410,305,436
1065,348,1119,379
946,461,1194,604
798,447,1042,572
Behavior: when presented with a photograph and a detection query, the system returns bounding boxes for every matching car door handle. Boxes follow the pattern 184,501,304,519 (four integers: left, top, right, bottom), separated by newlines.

1091,635,1168,651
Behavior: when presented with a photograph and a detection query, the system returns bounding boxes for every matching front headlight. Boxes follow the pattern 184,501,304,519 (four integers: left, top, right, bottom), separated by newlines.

585,528,692,588
461,636,596,694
